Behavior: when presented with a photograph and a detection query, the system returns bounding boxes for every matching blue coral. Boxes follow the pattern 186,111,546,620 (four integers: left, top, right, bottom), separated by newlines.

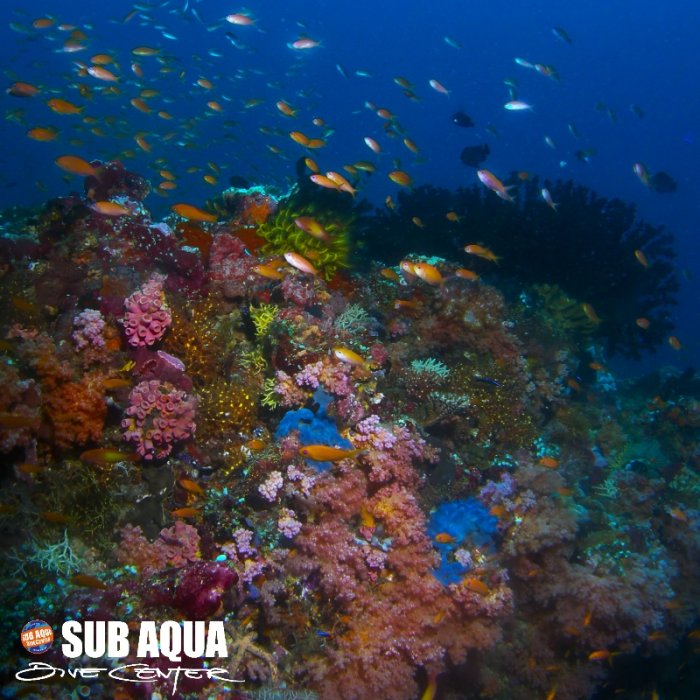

428,498,497,585
275,390,352,471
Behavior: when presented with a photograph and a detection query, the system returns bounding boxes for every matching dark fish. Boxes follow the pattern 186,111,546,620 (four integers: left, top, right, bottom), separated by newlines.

553,26,572,44
452,111,475,128
474,375,501,387
460,144,490,168
649,171,677,193
630,104,645,119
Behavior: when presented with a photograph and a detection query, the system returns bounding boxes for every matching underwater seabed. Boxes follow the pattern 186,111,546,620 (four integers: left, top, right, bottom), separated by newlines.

0,161,699,700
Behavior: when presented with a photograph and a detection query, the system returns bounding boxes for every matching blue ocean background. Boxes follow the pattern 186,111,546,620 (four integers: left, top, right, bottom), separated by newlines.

2,0,699,373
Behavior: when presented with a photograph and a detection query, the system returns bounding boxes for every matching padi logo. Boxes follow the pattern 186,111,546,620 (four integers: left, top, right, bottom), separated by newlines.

16,620,242,694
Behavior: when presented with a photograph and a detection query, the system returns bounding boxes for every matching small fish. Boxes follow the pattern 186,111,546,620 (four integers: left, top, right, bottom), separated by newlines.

364,136,381,153
588,649,617,662
413,262,444,285
226,13,254,25
668,336,682,350
284,251,318,275
634,249,649,268
87,66,119,82
253,264,285,281
8,81,41,98
27,127,58,142
55,155,96,177
514,57,534,69
428,79,450,95
47,98,82,115
325,171,356,196
103,378,131,390
333,347,367,367
91,201,131,217
288,36,321,50
455,268,479,281
464,244,500,263
633,162,650,187
434,532,454,544
80,448,137,465
636,317,650,330
444,35,462,49
581,303,602,324
380,267,400,282
552,26,572,44
179,478,204,495
462,577,490,596
477,170,514,202
388,170,413,187
172,203,217,223
452,111,475,128
71,574,107,590
276,100,296,117
298,445,363,462
504,100,533,111
538,456,559,469
171,507,200,518
310,173,340,191
541,188,559,211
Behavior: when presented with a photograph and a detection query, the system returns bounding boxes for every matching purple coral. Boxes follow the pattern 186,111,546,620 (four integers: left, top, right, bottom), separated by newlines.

121,273,172,347
173,561,238,619
121,379,196,460
72,309,105,350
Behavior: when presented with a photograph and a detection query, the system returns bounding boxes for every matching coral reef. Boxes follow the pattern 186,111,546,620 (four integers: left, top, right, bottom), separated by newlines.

0,162,696,700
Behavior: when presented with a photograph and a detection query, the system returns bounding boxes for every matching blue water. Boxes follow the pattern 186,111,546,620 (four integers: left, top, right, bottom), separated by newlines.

2,0,699,371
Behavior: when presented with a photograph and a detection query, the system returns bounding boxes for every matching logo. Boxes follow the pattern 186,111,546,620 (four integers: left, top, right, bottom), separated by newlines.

21,620,54,654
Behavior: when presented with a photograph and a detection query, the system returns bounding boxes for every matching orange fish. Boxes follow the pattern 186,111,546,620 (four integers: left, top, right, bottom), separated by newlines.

668,335,682,350
172,203,217,223
380,267,400,282
464,244,500,263
226,13,255,25
538,456,559,469
47,98,82,115
289,130,310,146
71,574,107,590
171,507,200,518
388,170,413,187
403,137,419,154
80,448,137,464
276,100,297,117
413,262,444,285
306,138,326,149
455,268,479,281
179,478,204,495
91,201,131,217
298,445,363,462
636,317,650,330
55,154,96,177
17,463,43,476
446,211,461,222
462,577,490,596
588,649,617,662
132,46,160,56
434,532,454,544
130,97,152,113
304,157,320,173
8,81,40,98
412,217,424,228
325,171,356,196
253,264,285,281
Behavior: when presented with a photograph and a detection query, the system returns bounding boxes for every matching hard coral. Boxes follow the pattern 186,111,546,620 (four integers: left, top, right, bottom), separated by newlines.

121,379,196,460
121,273,172,347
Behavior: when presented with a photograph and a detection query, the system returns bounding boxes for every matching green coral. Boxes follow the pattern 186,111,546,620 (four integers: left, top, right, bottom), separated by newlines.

261,377,281,409
257,204,352,280
251,303,278,338
532,283,599,339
